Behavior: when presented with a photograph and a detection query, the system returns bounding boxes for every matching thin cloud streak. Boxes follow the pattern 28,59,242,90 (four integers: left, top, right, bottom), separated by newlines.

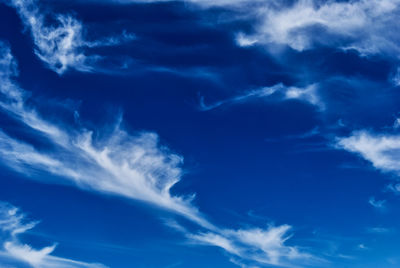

199,83,323,111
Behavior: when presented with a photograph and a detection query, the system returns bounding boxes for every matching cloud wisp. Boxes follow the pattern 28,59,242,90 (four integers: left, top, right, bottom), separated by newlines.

74,0,400,58
78,0,261,8
0,40,210,229
0,202,108,268
337,130,400,175
185,224,315,267
235,0,400,56
335,127,400,206
0,41,316,267
199,83,323,111
368,197,386,209
4,0,135,74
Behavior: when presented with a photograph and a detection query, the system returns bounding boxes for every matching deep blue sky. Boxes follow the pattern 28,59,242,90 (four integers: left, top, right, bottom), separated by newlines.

1,0,400,267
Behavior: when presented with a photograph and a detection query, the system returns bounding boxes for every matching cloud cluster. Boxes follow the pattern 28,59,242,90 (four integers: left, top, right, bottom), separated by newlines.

0,41,315,267
0,202,107,268
199,83,323,111
5,0,135,74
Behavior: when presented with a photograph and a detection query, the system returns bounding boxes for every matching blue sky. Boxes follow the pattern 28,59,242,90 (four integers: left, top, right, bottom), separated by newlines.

1,0,400,267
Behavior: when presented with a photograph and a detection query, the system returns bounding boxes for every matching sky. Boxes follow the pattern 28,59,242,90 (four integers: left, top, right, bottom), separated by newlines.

0,0,400,267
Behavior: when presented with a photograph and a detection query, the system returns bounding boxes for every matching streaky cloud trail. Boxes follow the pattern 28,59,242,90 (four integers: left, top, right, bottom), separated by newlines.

0,41,318,267
5,0,135,74
0,201,109,268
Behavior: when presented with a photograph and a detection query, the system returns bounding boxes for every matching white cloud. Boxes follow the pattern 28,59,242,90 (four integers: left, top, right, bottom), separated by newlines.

47,0,400,58
368,197,386,209
232,225,305,265
6,0,135,74
337,130,400,174
0,126,215,225
236,0,400,56
199,83,323,111
235,33,258,47
199,84,282,111
98,0,400,57
83,0,260,8
188,232,241,256
187,224,314,267
0,42,315,267
358,244,368,250
167,218,315,267
0,41,211,229
0,202,108,268
285,84,323,109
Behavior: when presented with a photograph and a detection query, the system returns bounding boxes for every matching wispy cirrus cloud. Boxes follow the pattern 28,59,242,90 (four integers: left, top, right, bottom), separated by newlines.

73,0,400,58
0,202,108,268
0,40,210,229
368,197,386,209
4,0,135,74
0,41,316,267
336,130,400,175
336,129,400,201
198,83,282,111
187,225,315,267
75,0,261,8
167,219,317,268
235,0,400,56
199,83,323,111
